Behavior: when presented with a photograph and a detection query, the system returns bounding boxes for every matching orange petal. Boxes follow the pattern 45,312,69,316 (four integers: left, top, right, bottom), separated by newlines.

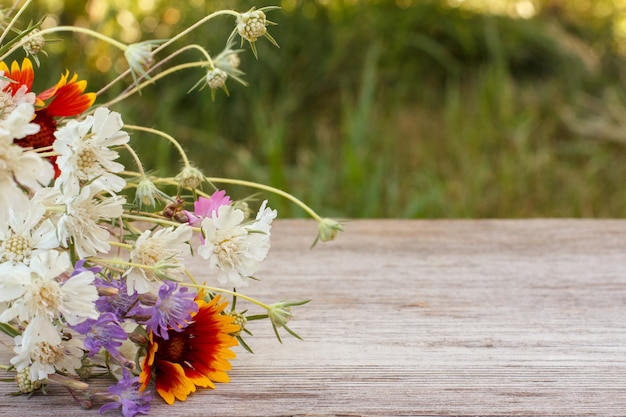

45,79,95,117
155,360,196,405
1,58,34,95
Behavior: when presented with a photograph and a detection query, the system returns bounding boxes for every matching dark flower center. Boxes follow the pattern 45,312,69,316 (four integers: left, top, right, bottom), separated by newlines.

16,110,57,149
158,331,189,363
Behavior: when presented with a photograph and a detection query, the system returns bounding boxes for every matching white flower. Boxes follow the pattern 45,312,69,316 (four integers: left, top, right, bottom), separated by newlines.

0,100,40,141
124,224,193,295
0,78,38,138
54,107,129,196
0,201,58,265
198,200,276,287
0,103,54,219
0,250,98,325
55,184,126,259
249,199,277,234
11,317,84,381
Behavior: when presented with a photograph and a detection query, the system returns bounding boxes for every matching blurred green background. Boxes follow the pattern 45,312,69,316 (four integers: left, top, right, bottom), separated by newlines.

17,0,626,218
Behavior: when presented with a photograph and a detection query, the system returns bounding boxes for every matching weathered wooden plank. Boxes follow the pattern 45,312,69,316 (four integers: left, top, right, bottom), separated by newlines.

1,219,626,416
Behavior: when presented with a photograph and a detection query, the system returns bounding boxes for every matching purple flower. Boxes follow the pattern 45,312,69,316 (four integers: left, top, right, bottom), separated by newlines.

72,259,102,277
185,189,231,226
143,281,198,340
95,277,142,320
73,312,128,357
99,368,152,417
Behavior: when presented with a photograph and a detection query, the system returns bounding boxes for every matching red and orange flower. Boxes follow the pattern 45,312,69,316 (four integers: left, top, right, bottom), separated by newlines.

0,58,96,176
139,292,240,405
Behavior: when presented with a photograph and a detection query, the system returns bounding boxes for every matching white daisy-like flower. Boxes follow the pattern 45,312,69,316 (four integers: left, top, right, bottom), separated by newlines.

0,201,58,265
53,106,129,196
55,184,126,259
0,99,40,141
198,200,276,287
0,79,38,137
0,103,54,219
124,224,193,295
11,317,84,381
0,250,99,325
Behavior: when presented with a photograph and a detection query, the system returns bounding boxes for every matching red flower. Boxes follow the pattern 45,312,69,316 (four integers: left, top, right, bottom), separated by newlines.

139,292,239,405
0,58,96,177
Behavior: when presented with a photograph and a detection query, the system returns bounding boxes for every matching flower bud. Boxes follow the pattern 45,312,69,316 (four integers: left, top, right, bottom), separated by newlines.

206,68,228,90
175,165,204,190
15,368,44,393
226,310,247,336
237,10,267,42
317,218,343,243
124,40,164,84
125,42,154,73
267,302,292,328
23,29,46,56
134,178,170,208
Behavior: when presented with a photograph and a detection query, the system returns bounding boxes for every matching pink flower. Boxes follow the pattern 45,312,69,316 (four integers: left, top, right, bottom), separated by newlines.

185,190,231,226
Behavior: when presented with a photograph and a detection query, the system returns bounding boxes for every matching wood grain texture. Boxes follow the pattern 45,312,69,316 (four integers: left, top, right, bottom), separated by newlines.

1,219,626,416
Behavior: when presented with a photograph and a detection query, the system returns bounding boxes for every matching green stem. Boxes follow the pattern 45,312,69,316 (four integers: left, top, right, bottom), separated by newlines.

0,25,127,61
0,0,33,46
122,213,193,229
109,241,133,250
90,257,156,270
206,177,323,221
154,10,240,54
121,143,147,178
39,26,127,50
101,61,207,108
181,282,271,311
97,44,214,98
125,124,190,168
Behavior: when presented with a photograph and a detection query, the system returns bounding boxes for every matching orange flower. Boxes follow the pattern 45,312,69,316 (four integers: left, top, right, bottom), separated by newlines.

36,70,96,117
0,58,35,96
139,292,239,405
0,58,96,177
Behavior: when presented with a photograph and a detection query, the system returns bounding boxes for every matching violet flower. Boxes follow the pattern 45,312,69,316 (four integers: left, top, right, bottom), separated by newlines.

72,312,127,357
99,368,152,417
95,277,143,321
71,259,102,277
142,281,198,340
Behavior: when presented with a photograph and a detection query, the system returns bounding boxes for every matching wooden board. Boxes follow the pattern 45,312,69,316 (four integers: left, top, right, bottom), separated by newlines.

1,219,626,416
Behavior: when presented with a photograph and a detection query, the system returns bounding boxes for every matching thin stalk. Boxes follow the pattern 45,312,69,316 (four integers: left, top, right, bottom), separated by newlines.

101,61,207,108
0,25,127,61
108,241,133,250
181,282,271,311
122,213,190,228
97,44,214,98
125,124,190,168
207,177,323,221
121,143,147,178
154,10,239,54
0,0,33,46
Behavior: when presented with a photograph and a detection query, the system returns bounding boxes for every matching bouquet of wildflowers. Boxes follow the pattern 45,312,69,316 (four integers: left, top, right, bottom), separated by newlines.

0,1,342,415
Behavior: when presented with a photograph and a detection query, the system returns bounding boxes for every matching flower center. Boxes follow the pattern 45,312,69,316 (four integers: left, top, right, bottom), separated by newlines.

32,277,62,314
17,110,58,149
136,239,166,267
159,332,188,363
77,148,98,173
1,234,31,264
214,234,243,266
32,341,65,365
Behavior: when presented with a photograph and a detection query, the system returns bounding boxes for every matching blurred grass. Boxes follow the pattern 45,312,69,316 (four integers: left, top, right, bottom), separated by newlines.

20,0,626,218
